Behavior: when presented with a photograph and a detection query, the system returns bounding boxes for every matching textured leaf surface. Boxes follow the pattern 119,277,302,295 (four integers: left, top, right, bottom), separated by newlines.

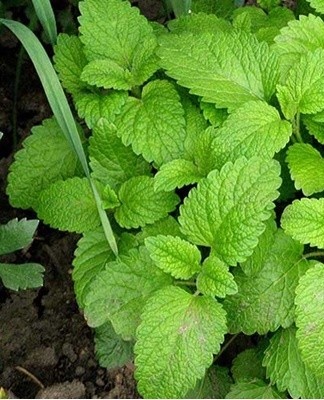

197,255,237,297
137,216,183,242
273,15,324,79
79,0,158,88
0,263,44,291
135,286,227,398
263,326,324,398
232,348,266,383
191,0,235,18
181,97,208,158
211,101,291,169
89,119,151,190
286,143,324,195
303,110,324,144
115,176,179,229
224,230,310,334
295,264,324,378
158,30,279,110
145,235,201,279
185,366,232,399
240,216,277,276
54,34,88,95
0,219,38,256
168,13,231,35
200,102,228,127
115,80,186,166
37,177,100,233
84,247,172,339
281,198,324,248
73,227,115,308
277,49,324,120
75,91,128,128
95,322,133,369
154,159,203,192
179,157,281,265
306,0,324,12
226,380,284,399
7,118,81,209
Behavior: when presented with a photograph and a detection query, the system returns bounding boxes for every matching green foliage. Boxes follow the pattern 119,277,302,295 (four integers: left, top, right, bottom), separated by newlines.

135,285,227,398
7,0,324,397
0,219,44,291
295,264,324,378
263,326,324,398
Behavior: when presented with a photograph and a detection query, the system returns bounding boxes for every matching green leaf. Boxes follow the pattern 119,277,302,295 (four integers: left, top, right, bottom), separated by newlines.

54,34,88,95
281,198,324,248
0,263,44,291
191,0,236,19
31,0,57,44
240,216,277,276
0,219,38,256
158,30,279,111
74,91,128,128
84,247,172,339
263,326,324,398
303,110,324,144
295,263,324,378
200,102,228,127
224,229,311,334
181,96,209,161
79,0,158,89
115,80,186,166
277,49,324,120
145,235,201,279
185,366,232,399
7,117,81,209
0,17,118,256
273,15,324,80
210,101,292,169
154,159,203,192
137,216,183,242
306,0,324,13
196,255,237,298
168,12,231,35
115,176,179,229
135,286,227,398
226,380,284,399
73,227,115,308
89,119,151,190
101,185,120,210
286,143,324,196
37,177,100,233
179,157,281,265
232,348,266,383
95,322,133,369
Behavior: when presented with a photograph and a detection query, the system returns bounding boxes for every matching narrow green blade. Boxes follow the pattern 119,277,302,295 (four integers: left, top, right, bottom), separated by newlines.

31,0,57,44
0,19,118,256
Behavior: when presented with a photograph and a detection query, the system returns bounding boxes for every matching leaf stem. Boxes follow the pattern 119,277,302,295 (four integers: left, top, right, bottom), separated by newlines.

214,333,239,362
303,251,324,259
293,112,303,143
174,280,196,287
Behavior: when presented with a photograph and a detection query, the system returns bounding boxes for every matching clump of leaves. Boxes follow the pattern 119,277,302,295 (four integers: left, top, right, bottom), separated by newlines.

0,218,44,291
5,0,324,397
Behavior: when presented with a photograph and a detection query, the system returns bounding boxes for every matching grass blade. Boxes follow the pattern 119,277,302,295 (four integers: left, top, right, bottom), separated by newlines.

0,19,118,256
31,0,57,45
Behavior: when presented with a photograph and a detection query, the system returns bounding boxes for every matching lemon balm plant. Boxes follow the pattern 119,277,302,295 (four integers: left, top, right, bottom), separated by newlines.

4,0,324,397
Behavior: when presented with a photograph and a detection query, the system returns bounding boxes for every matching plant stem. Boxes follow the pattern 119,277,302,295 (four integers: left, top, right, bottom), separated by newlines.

174,280,196,287
214,333,239,362
293,112,303,143
303,251,324,259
